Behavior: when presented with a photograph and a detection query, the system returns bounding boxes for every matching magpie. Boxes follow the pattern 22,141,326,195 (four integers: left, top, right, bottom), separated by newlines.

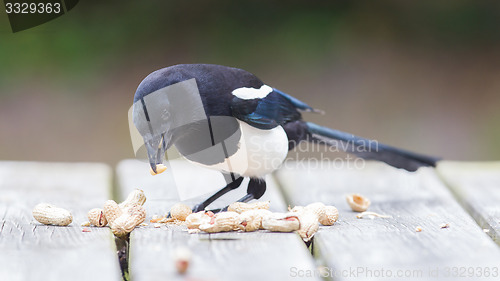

132,64,438,212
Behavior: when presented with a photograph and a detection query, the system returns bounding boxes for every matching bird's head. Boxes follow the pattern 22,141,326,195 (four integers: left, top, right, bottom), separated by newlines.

132,100,173,173
132,66,212,173
132,70,177,174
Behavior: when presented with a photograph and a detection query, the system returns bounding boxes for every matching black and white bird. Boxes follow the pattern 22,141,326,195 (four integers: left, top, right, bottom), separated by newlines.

132,64,437,212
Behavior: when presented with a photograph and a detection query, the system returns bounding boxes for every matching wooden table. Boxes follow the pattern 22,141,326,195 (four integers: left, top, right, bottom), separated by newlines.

0,162,121,281
1,160,499,281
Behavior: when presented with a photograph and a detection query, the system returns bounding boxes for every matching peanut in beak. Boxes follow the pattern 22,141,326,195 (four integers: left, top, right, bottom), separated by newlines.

150,164,167,175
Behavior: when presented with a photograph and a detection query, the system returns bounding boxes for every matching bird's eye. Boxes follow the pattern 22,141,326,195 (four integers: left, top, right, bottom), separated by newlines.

161,109,170,120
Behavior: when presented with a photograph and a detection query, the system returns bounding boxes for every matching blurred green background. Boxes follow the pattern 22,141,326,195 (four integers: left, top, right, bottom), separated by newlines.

1,0,499,166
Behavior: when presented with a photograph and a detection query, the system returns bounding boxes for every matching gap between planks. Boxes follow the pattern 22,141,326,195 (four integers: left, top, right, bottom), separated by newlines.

0,161,122,281
116,159,321,281
276,161,500,281
436,161,500,245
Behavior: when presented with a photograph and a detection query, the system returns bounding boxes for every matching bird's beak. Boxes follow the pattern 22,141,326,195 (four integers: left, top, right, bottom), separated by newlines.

145,134,169,174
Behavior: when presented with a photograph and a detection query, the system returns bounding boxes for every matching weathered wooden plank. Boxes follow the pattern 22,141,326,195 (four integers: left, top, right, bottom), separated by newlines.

276,161,500,281
437,161,500,244
117,159,320,281
0,162,122,281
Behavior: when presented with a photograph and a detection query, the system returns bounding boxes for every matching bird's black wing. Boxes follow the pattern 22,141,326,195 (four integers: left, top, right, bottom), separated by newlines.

230,88,314,130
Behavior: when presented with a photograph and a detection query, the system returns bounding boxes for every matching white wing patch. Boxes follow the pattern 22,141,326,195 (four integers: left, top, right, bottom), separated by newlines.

232,85,273,100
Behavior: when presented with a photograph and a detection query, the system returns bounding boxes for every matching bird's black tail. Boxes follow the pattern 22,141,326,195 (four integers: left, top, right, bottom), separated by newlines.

306,122,438,171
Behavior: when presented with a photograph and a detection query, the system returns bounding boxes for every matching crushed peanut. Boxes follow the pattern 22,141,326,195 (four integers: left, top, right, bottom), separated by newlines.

356,211,392,219
173,247,192,274
187,228,201,234
288,206,305,213
199,211,240,233
262,213,300,232
186,211,211,229
178,201,342,242
238,209,271,232
150,216,174,223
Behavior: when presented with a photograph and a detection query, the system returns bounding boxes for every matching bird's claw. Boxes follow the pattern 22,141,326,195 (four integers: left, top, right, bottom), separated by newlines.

192,204,229,214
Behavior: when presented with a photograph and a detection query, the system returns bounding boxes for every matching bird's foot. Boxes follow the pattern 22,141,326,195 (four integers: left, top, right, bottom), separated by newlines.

192,203,206,213
192,204,228,214
206,206,228,213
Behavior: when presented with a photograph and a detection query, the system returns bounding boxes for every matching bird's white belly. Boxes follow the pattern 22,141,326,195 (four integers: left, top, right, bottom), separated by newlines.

188,120,289,178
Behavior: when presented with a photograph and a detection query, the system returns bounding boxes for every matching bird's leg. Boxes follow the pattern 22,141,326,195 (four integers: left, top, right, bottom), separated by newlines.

191,175,243,213
210,178,267,213
241,177,267,201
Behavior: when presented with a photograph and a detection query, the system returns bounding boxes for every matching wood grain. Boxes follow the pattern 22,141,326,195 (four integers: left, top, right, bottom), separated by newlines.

117,159,321,281
0,161,122,281
437,161,500,244
276,161,500,281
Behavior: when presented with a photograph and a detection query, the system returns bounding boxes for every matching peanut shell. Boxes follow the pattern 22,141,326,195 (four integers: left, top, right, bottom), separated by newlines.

119,189,146,209
103,200,122,226
238,209,271,232
318,206,338,226
262,212,300,232
32,203,72,226
186,211,210,229
305,202,326,218
170,203,192,221
88,208,108,227
228,201,270,214
297,210,319,242
346,193,371,212
110,204,146,237
199,211,240,233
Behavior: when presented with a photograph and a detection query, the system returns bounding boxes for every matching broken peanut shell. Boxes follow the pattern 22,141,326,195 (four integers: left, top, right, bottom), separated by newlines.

262,213,300,232
88,208,108,227
186,211,211,229
238,209,272,232
346,193,371,212
297,210,319,242
199,211,240,233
